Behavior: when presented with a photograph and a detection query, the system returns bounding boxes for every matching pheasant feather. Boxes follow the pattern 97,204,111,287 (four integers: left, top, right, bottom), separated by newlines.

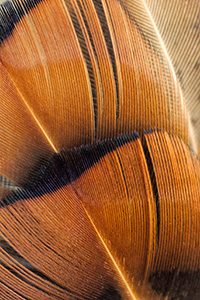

0,0,199,299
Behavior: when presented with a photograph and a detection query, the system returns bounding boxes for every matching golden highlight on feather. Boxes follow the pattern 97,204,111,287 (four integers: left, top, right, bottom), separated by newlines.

0,0,191,187
1,132,200,299
0,0,199,299
84,209,138,300
0,62,53,186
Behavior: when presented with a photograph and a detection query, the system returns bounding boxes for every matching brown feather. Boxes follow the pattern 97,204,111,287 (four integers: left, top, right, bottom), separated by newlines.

0,0,199,299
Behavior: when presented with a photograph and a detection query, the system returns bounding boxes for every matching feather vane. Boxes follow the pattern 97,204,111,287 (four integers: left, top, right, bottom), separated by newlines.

0,0,199,299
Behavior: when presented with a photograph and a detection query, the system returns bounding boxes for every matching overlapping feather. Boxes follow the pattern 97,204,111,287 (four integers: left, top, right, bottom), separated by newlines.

0,0,199,299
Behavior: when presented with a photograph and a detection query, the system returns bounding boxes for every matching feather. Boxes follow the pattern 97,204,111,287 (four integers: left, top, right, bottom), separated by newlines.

122,0,200,152
0,0,190,186
0,0,199,299
1,132,200,299
0,61,53,187
136,0,200,152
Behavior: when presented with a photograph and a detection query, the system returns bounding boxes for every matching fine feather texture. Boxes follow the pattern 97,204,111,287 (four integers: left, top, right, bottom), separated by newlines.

133,0,200,152
123,0,200,152
1,132,200,299
0,0,189,188
0,0,200,299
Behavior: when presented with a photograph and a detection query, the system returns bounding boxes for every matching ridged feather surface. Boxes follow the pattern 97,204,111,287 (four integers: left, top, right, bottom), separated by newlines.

1,132,200,299
126,0,200,151
0,0,199,299
0,0,190,187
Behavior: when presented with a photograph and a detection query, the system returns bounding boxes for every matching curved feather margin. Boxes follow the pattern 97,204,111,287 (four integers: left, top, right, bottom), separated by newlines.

123,0,200,151
0,0,190,189
1,131,200,299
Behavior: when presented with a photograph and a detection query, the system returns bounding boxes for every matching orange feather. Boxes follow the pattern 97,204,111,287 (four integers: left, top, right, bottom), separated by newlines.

0,0,199,299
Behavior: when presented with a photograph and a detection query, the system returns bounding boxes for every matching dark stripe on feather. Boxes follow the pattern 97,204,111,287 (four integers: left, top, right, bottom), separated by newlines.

0,0,43,44
149,269,200,300
143,136,160,246
1,132,139,206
